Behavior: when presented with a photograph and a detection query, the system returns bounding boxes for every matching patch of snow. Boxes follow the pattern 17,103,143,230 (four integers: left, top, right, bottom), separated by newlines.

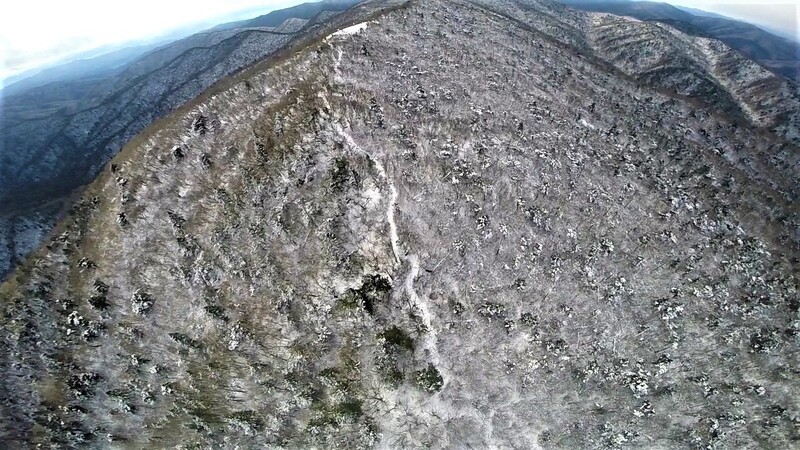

362,186,382,207
326,21,370,41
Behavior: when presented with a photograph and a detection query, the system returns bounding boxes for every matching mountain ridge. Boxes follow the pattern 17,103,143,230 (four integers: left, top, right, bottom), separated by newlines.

560,0,800,81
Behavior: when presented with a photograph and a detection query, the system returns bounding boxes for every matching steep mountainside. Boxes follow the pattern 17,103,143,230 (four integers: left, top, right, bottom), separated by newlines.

0,1,364,278
561,0,800,81
480,0,800,145
584,13,800,142
1,0,797,448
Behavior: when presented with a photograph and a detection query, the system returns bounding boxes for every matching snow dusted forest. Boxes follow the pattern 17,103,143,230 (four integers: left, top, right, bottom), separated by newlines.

0,0,798,448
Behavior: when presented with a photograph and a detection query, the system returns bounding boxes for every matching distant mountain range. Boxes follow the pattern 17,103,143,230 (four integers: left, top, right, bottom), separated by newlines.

210,0,360,31
2,44,160,96
560,0,800,81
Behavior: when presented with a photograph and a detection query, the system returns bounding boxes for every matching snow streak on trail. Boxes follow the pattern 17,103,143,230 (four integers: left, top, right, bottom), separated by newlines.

327,24,442,369
336,123,441,363
333,123,401,266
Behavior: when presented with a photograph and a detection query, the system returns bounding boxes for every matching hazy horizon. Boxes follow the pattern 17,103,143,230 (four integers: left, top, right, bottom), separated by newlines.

666,0,798,40
0,0,300,83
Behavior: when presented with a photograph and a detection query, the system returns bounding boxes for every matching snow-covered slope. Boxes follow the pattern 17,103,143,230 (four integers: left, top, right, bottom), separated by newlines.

1,0,797,448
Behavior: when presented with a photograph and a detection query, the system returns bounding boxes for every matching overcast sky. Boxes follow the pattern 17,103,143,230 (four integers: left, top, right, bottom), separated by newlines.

667,0,798,39
1,0,798,82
